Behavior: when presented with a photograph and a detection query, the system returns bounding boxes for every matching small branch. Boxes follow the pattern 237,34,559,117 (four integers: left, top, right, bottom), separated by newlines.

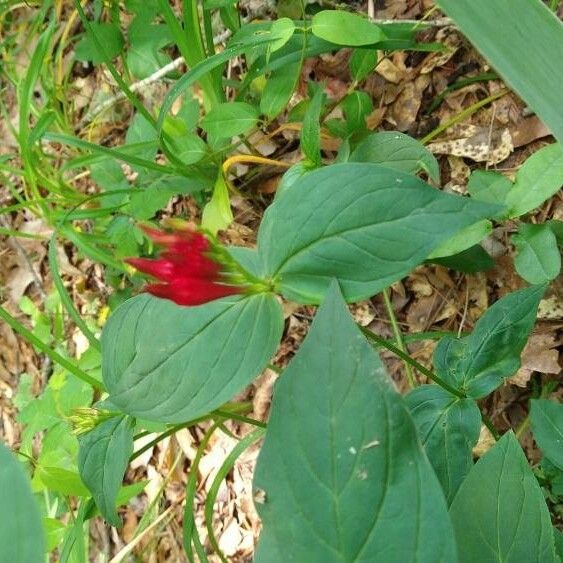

382,288,416,388
361,326,465,398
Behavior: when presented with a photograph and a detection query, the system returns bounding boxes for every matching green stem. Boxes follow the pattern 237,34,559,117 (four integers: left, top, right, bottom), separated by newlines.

383,288,415,388
361,327,465,398
481,414,500,441
421,88,508,144
0,304,104,391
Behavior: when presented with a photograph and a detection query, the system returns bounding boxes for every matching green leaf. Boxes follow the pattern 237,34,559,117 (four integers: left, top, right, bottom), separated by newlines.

257,163,499,304
428,219,492,259
505,142,563,218
554,528,563,561
430,245,494,273
0,442,45,562
350,131,440,183
201,101,259,138
254,282,456,562
300,85,325,167
103,293,283,423
201,173,234,235
74,22,125,63
406,386,481,503
341,91,373,136
349,49,377,82
165,131,208,165
467,169,511,207
127,17,173,79
312,10,387,46
449,432,557,563
436,0,563,144
531,399,563,471
513,223,561,284
433,284,545,398
77,415,135,527
260,62,301,118
269,18,295,52
34,466,89,497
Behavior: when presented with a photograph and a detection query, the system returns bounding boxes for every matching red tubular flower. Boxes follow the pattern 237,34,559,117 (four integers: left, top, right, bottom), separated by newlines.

126,226,244,306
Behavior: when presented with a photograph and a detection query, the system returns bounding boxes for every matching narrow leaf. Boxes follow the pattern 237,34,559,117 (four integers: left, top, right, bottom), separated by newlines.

449,432,557,563
201,173,234,235
254,282,457,562
436,0,563,144
300,85,325,166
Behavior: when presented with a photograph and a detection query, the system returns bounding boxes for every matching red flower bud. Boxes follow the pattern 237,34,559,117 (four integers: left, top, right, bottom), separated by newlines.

126,226,243,306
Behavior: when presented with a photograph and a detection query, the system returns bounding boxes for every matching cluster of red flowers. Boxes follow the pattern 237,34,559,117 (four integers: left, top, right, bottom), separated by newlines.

126,226,243,306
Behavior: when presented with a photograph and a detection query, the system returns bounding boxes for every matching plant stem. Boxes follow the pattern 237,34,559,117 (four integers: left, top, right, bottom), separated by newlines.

361,327,465,398
421,88,508,144
481,414,500,441
382,288,416,388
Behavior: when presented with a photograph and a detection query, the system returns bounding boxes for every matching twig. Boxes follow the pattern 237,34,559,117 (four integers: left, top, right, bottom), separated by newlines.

80,27,235,125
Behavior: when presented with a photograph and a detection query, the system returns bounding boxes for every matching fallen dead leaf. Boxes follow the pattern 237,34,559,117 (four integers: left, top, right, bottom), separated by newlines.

509,332,561,387
428,125,513,165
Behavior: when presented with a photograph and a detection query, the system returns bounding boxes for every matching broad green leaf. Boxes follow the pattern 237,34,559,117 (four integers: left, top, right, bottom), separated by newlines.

257,163,499,304
350,131,440,182
125,113,158,174
349,49,377,82
430,244,494,273
34,466,89,497
74,23,124,63
449,432,556,563
505,142,563,218
531,399,563,471
433,285,545,398
78,415,134,527
269,18,295,52
127,17,173,79
513,223,561,284
166,132,208,165
260,62,301,118
428,219,492,259
103,293,283,423
254,282,456,562
312,10,387,46
300,85,325,167
436,0,563,144
201,173,233,235
201,101,259,138
0,442,45,562
467,169,511,207
44,517,66,552
406,386,481,503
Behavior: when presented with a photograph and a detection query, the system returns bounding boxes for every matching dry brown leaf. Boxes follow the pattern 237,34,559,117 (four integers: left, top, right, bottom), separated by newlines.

428,125,513,164
472,424,496,458
509,333,561,387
